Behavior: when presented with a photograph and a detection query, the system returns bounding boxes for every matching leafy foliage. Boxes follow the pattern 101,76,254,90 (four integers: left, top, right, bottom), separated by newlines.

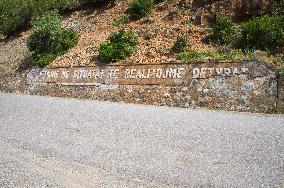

237,15,284,52
113,16,129,27
0,0,88,37
153,0,166,4
178,50,274,63
271,0,284,15
98,42,134,63
109,29,138,46
33,53,57,68
128,0,154,20
178,51,209,62
98,29,138,63
0,0,33,36
172,35,188,53
27,11,79,67
88,0,116,6
210,16,237,44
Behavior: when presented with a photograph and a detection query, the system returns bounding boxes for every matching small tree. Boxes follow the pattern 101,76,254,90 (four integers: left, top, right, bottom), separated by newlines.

172,35,188,53
27,10,79,67
210,16,237,45
238,15,284,52
98,29,138,63
128,0,154,20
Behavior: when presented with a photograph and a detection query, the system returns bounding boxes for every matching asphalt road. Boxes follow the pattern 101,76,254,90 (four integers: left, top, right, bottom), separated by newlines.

0,93,283,187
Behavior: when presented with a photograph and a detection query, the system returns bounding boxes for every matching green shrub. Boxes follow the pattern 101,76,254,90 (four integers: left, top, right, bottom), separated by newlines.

0,0,33,36
153,0,166,4
98,42,134,63
98,29,138,63
128,0,154,20
113,16,129,27
178,51,209,62
0,0,119,36
271,0,284,15
88,0,116,6
178,49,274,63
238,15,284,51
55,29,79,52
210,16,237,44
27,11,79,67
0,0,86,37
172,35,187,53
109,29,138,46
27,11,62,55
33,53,57,67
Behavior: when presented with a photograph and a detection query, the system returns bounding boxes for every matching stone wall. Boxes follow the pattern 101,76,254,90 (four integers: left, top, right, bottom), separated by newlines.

278,73,284,113
27,61,283,113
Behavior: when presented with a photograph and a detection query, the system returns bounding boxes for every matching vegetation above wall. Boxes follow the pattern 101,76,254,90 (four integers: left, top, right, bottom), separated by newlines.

175,13,284,70
0,0,283,114
0,0,117,37
178,50,283,65
238,15,284,52
0,0,283,72
27,11,79,67
98,29,138,63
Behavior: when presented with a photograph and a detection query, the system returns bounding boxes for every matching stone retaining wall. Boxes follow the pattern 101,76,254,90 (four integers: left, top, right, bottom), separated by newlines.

278,73,284,113
27,61,283,113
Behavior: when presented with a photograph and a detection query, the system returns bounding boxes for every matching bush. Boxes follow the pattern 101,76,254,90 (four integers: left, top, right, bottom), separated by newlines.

178,51,209,62
27,11,62,55
27,11,79,67
271,0,284,15
238,15,284,52
33,53,57,67
88,0,116,6
98,42,134,62
0,0,120,37
98,29,138,63
178,49,274,63
153,0,166,4
55,29,79,52
0,0,33,36
128,0,154,20
109,29,138,46
113,16,129,27
172,35,187,53
210,16,237,44
0,0,86,37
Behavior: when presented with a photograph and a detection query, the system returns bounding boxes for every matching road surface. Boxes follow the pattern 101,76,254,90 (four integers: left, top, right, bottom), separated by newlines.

0,93,283,187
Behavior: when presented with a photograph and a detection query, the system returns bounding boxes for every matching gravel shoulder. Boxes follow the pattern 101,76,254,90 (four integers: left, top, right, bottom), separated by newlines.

0,93,283,187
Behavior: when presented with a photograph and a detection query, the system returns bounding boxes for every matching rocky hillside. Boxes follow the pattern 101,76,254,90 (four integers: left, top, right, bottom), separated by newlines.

0,0,283,93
